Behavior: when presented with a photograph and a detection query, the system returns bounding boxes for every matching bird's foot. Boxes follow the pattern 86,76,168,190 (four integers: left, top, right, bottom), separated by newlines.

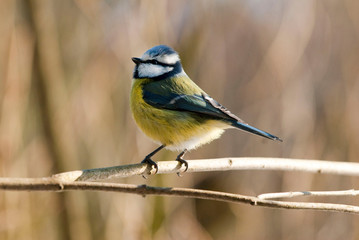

176,156,188,177
141,157,158,176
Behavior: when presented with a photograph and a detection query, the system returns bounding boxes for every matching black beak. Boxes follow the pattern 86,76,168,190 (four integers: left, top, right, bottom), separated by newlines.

132,57,143,64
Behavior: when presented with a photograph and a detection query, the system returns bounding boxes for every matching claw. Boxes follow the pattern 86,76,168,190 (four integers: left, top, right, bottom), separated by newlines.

176,157,188,172
140,145,165,176
176,149,188,176
141,157,158,174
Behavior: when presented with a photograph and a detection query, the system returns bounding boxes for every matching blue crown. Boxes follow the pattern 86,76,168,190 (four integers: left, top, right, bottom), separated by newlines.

143,45,177,58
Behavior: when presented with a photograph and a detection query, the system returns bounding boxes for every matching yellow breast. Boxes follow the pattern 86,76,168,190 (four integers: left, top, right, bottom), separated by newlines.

130,76,227,151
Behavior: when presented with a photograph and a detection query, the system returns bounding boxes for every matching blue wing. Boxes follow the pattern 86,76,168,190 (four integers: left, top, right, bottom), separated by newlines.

143,90,239,122
142,82,282,141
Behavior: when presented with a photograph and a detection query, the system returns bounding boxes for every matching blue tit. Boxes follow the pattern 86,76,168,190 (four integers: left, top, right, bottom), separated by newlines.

130,45,282,173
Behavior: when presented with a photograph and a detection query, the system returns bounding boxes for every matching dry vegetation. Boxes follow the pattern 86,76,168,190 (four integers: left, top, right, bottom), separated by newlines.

1,0,359,239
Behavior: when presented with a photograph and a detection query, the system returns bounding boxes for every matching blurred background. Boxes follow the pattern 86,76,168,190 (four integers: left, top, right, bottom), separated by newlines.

1,0,359,239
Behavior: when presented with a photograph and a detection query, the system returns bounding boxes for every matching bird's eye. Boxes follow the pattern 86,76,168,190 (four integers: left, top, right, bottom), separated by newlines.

151,60,159,65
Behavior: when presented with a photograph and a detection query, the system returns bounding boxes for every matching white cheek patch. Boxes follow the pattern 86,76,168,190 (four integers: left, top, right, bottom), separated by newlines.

137,63,173,78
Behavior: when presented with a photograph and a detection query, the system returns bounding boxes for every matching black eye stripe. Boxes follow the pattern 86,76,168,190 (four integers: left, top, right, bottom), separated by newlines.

143,59,175,67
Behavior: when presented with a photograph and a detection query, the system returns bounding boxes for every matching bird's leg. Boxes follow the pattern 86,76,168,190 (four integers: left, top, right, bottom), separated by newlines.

176,149,188,176
141,145,165,174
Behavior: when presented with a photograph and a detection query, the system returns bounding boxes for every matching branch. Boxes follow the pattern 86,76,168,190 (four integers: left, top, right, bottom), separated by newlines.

258,189,359,200
0,177,359,214
52,157,359,182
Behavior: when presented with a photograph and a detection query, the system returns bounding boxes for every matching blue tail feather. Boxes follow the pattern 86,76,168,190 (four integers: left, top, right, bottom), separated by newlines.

232,121,282,142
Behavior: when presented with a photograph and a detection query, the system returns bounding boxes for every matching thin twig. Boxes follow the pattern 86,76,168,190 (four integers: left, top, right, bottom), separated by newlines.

0,177,358,214
258,189,359,200
51,157,359,182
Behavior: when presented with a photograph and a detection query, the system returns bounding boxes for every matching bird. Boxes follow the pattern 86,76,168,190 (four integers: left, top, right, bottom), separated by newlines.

130,45,282,174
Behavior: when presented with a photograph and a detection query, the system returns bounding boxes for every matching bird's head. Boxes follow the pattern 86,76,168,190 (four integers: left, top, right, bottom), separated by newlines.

132,45,183,79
